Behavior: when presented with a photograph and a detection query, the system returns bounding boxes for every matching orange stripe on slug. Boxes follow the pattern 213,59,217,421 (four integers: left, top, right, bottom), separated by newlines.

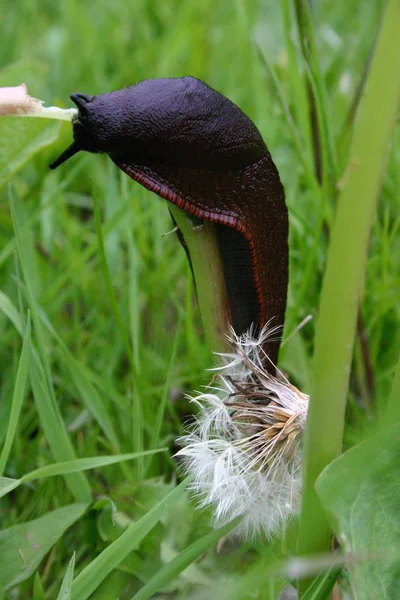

117,162,268,332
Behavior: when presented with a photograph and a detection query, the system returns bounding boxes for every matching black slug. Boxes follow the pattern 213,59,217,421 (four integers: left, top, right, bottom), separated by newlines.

50,76,288,364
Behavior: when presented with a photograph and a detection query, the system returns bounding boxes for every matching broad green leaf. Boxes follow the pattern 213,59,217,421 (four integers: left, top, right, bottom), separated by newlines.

317,422,400,599
71,480,188,600
131,519,238,600
57,553,75,600
0,504,87,589
0,313,31,475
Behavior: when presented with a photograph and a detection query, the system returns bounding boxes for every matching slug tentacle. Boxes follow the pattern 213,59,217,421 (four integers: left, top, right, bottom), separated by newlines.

70,93,93,113
49,141,82,169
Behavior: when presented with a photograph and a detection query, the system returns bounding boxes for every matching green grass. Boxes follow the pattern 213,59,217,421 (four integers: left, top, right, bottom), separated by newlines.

1,0,399,598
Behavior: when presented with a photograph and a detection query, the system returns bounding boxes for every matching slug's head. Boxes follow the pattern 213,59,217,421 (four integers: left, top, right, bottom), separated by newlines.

50,77,267,171
49,91,113,168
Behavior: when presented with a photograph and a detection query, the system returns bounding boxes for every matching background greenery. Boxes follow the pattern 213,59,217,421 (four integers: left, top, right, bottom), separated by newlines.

1,0,399,598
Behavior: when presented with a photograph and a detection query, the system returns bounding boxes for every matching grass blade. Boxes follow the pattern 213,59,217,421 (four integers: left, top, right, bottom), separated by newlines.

28,353,91,502
56,553,76,600
0,289,23,334
149,316,182,454
21,449,167,482
131,518,239,600
9,187,91,502
301,566,341,600
22,293,124,457
71,480,188,600
0,312,31,475
0,477,21,498
91,184,137,374
0,451,165,499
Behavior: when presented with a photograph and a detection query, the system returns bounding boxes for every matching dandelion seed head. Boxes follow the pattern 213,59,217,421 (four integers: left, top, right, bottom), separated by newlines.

176,324,309,540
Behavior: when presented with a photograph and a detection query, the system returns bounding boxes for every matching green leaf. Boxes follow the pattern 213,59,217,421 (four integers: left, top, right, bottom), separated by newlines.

316,423,400,599
71,480,188,600
0,504,87,589
56,553,75,600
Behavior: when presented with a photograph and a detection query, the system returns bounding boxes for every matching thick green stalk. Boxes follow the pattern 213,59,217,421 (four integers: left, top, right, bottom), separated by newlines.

383,352,400,428
168,205,231,354
298,0,400,592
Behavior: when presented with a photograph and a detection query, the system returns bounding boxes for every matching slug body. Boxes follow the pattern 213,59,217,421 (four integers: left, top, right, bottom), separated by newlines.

51,77,288,363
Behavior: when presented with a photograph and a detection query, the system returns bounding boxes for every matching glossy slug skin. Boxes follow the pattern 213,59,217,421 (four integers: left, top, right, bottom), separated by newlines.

51,77,288,363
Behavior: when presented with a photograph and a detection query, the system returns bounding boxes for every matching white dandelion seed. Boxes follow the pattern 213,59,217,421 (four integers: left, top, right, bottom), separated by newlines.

176,324,309,540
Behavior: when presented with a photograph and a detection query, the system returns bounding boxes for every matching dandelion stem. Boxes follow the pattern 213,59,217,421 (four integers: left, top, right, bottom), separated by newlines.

18,106,77,121
0,84,76,121
168,204,232,354
298,1,400,594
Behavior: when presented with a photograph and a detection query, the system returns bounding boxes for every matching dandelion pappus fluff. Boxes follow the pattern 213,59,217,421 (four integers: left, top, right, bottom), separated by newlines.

176,323,309,540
